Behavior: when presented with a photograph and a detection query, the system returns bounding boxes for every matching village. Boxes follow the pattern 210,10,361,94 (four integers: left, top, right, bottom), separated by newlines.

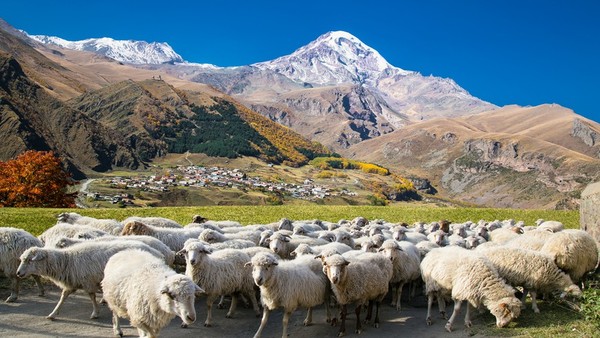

89,165,357,205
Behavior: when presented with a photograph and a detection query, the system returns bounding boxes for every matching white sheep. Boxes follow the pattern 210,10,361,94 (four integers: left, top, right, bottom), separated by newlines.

247,252,330,338
540,229,599,283
393,227,427,244
120,220,205,252
536,220,564,233
57,212,123,235
39,222,109,247
415,240,440,259
489,226,523,244
52,235,176,266
378,240,421,311
322,252,393,336
333,229,356,249
122,216,183,228
289,242,353,258
420,246,521,332
198,228,261,245
102,249,202,337
427,229,448,246
504,229,554,251
16,241,163,320
478,246,582,313
0,227,45,302
268,232,328,259
179,239,260,327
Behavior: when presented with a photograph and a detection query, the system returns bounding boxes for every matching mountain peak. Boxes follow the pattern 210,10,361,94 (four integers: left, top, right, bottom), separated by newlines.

253,31,409,86
28,34,184,65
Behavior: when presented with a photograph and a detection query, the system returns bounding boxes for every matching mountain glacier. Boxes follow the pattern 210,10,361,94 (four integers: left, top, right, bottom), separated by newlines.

29,34,184,65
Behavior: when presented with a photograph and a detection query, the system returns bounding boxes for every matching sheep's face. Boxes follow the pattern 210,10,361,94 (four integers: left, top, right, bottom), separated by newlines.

318,232,335,242
490,297,521,328
251,262,276,287
432,231,447,246
161,275,202,325
269,236,289,255
324,260,349,285
290,244,311,258
393,230,406,241
199,230,219,243
335,232,353,247
465,237,479,250
361,241,376,253
278,218,293,231
16,248,47,278
121,221,148,236
561,284,582,299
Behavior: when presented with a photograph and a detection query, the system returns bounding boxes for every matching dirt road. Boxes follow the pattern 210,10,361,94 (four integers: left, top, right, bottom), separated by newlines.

0,283,494,338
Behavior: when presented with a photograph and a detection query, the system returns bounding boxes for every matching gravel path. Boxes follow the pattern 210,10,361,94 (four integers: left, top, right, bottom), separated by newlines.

0,283,494,338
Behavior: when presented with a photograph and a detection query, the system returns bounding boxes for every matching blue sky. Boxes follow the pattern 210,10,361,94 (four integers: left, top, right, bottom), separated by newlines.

3,0,599,122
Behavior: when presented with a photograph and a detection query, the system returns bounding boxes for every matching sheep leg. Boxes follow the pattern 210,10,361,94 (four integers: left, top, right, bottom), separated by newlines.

111,311,123,337
445,299,463,332
217,294,226,309
426,293,434,325
338,304,347,337
437,294,447,319
365,300,373,323
253,308,270,338
304,307,313,326
282,311,292,338
88,292,100,319
464,302,474,328
5,277,19,303
355,303,363,334
373,301,382,328
520,289,529,309
205,294,218,326
530,290,540,313
390,283,398,307
33,275,45,297
246,290,261,317
47,288,75,320
394,282,405,311
226,293,238,318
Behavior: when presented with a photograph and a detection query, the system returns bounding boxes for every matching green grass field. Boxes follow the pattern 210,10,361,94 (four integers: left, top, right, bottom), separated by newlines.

0,205,580,236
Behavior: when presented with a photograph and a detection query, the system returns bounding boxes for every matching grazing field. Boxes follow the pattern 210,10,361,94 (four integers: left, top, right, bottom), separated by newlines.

0,205,580,236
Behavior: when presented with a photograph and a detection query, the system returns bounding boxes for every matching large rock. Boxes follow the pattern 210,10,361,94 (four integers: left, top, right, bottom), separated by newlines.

580,181,600,243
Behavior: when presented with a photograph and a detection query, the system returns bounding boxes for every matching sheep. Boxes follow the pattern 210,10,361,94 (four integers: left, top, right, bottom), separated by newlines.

464,235,486,249
268,232,328,259
540,229,599,284
489,226,523,244
289,242,353,258
258,229,292,247
322,252,393,336
122,216,182,228
393,227,428,245
57,212,123,235
378,240,421,311
420,246,521,332
52,235,176,266
504,229,554,251
179,239,260,327
102,249,202,338
428,229,448,246
447,233,467,248
415,240,440,259
247,252,330,338
478,246,582,313
333,229,356,249
120,220,205,252
198,228,261,245
39,222,109,247
537,220,564,233
0,227,45,302
16,241,163,320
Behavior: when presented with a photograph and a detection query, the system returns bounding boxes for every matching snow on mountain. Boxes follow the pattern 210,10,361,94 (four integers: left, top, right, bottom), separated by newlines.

29,34,184,65
253,31,410,86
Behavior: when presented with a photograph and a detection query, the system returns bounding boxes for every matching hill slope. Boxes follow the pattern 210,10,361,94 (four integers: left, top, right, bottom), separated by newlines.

347,105,600,209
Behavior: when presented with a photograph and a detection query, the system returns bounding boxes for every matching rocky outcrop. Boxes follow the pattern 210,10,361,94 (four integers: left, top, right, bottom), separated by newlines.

571,119,599,158
580,182,600,243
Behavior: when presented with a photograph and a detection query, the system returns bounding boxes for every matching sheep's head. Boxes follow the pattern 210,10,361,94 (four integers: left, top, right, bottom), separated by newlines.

192,215,208,224
378,239,401,261
55,237,78,249
334,230,354,248
361,241,377,253
247,252,279,287
393,227,407,241
432,230,447,246
160,274,202,325
465,236,479,250
17,247,47,278
292,225,308,236
121,221,149,236
318,232,335,242
489,297,521,328
278,218,293,231
290,243,312,258
351,216,368,228
258,230,274,247
561,284,582,299
439,220,451,233
179,240,213,266
323,254,349,285
198,229,220,243
268,233,290,256
370,234,385,247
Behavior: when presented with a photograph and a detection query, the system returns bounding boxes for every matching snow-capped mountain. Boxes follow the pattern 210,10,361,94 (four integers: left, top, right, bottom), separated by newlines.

29,34,184,65
253,31,410,86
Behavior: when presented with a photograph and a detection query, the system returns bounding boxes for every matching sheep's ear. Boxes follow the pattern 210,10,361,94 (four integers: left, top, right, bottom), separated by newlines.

289,251,296,257
377,248,384,252
499,302,508,309
31,251,46,261
195,285,205,295
314,254,322,260
343,261,350,266
283,235,291,243
176,249,187,256
203,246,214,254
244,262,252,267
271,261,278,266
160,288,175,299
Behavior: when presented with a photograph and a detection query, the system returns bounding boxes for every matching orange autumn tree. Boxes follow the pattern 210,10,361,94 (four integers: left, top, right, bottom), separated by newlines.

0,150,76,207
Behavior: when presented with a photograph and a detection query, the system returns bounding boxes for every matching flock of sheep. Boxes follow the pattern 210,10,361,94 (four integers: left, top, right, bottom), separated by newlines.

0,213,598,337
